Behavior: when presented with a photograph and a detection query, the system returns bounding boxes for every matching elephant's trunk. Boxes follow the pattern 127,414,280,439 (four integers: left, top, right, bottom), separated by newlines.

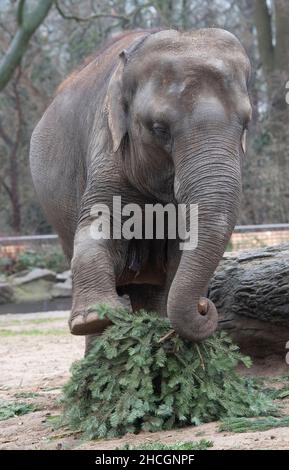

168,122,242,341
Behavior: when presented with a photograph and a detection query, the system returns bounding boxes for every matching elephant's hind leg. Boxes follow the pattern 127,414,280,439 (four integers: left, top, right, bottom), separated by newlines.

128,284,168,317
84,333,102,355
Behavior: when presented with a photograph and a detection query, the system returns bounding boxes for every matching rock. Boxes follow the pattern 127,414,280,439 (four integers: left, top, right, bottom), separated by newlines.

51,278,72,298
12,279,54,303
0,283,14,304
11,268,57,286
56,270,71,282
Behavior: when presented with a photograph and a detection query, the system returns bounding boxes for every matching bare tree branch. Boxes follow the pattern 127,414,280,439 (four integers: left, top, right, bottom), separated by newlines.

54,0,156,25
0,120,14,148
0,20,13,40
55,1,129,23
0,68,23,231
0,175,13,199
17,0,26,26
0,0,54,91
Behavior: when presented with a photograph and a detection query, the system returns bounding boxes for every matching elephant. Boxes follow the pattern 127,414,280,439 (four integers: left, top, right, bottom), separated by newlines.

30,28,251,352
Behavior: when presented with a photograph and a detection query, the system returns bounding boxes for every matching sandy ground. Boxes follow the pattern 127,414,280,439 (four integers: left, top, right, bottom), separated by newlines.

0,311,289,450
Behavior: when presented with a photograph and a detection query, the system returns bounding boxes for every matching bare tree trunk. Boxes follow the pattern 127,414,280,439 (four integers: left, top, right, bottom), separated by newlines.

0,72,22,233
252,0,289,224
254,0,289,107
254,0,274,82
210,245,289,357
274,0,289,73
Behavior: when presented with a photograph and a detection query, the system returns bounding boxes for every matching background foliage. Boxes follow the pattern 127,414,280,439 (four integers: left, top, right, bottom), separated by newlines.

0,246,67,274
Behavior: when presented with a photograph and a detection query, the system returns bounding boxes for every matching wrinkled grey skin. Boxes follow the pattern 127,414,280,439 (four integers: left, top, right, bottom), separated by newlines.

30,29,251,352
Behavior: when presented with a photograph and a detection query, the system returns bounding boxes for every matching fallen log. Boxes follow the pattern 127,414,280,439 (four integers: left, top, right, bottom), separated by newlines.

210,245,289,358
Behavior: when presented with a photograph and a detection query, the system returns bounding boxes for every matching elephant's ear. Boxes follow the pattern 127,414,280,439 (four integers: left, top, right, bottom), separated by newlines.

106,33,153,153
106,53,127,153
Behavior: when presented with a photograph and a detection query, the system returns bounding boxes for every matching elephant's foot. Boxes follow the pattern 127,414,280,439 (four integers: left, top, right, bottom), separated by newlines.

69,310,111,335
69,300,121,335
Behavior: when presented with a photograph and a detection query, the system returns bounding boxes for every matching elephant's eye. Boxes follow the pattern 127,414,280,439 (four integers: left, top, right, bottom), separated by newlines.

152,122,170,141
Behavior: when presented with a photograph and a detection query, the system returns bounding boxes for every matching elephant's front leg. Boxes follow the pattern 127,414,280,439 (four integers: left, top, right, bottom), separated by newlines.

69,226,124,335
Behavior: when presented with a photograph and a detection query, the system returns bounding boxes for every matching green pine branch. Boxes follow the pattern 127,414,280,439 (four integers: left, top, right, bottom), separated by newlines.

60,305,276,439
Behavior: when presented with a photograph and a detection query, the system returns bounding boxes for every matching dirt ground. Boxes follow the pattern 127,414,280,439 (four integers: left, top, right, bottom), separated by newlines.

0,311,289,450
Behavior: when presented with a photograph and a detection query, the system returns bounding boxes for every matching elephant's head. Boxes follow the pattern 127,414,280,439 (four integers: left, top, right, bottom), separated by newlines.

107,29,252,341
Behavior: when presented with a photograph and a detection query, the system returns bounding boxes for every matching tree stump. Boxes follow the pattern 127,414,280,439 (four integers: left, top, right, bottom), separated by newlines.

210,245,289,358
